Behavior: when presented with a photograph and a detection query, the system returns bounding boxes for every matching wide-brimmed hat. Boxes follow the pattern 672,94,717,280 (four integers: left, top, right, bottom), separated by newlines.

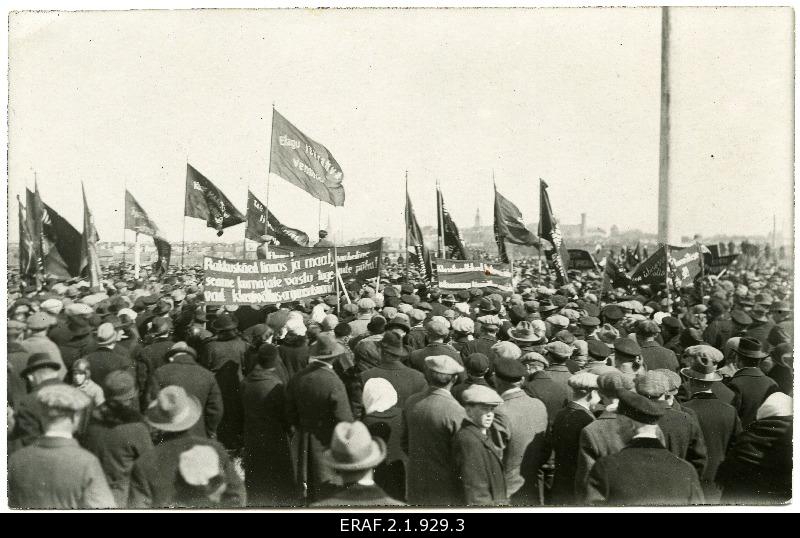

212,314,238,332
96,322,119,347
310,334,345,360
380,331,409,357
146,386,202,432
508,321,539,343
733,337,768,360
322,421,387,472
680,345,723,382
20,352,62,377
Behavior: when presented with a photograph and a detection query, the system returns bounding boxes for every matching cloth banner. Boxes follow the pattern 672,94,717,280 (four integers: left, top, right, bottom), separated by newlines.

538,180,570,285
185,164,246,236
628,245,667,286
494,189,539,249
202,252,336,306
80,185,102,287
125,190,160,237
18,201,37,278
269,109,345,207
152,236,172,277
265,239,382,282
567,249,599,271
406,192,433,283
706,254,739,275
437,188,469,260
434,258,513,292
245,190,309,246
668,244,703,287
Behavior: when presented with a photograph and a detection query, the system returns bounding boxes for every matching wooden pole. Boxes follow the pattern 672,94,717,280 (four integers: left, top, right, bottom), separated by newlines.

134,232,141,279
264,105,276,260
404,170,409,281
657,6,672,245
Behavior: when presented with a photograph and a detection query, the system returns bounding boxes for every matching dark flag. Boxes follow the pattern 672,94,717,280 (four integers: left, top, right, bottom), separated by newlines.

602,258,631,293
125,190,160,236
34,194,82,278
405,191,433,283
269,109,345,207
628,245,668,286
668,244,703,287
17,198,37,278
494,188,539,263
706,254,739,275
568,249,599,271
538,179,570,285
152,236,172,277
245,190,310,246
185,164,246,236
26,182,44,268
437,187,469,260
80,184,102,287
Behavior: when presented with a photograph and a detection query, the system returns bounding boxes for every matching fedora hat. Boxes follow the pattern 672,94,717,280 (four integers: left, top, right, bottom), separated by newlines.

322,421,387,472
508,321,539,343
212,313,238,332
146,386,202,432
681,346,723,383
310,334,345,360
734,337,768,360
20,352,62,377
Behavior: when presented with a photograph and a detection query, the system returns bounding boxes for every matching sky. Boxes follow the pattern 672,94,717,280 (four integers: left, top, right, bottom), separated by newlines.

7,7,794,245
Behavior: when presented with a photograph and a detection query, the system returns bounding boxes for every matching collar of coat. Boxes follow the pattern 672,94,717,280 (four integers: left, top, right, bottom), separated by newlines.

639,341,661,348
376,359,407,370
428,387,456,399
567,401,596,419
245,366,282,382
733,367,766,378
546,364,570,372
34,436,80,449
627,437,666,450
690,391,718,400
459,419,504,460
501,388,527,401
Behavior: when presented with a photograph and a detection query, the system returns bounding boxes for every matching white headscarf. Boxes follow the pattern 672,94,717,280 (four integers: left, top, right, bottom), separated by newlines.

311,303,329,324
756,392,793,420
362,378,398,415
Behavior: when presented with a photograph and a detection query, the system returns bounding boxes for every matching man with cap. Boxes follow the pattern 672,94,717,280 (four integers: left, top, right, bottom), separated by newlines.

81,370,154,507
154,342,224,440
452,385,508,506
22,312,67,380
402,355,467,506
585,390,704,505
459,315,501,363
636,320,679,372
450,316,475,354
703,300,735,351
493,356,548,505
408,318,463,375
768,300,792,345
578,316,601,341
241,343,295,506
314,229,334,248
509,320,545,355
522,353,569,427
583,340,612,371
311,421,404,506
726,337,779,427
550,372,599,505
600,305,626,337
745,300,775,352
9,353,69,452
612,337,644,379
348,297,376,339
84,322,136,389
680,346,742,503
286,334,354,503
8,320,31,409
452,353,492,405
136,316,175,373
129,385,246,508
635,371,708,480
360,331,427,409
543,341,577,400
405,308,428,351
9,384,116,508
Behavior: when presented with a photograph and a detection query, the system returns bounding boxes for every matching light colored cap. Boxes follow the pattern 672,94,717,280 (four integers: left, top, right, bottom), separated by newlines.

452,317,474,333
424,355,465,375
491,341,522,360
40,299,64,315
568,372,599,391
179,445,222,486
461,384,504,406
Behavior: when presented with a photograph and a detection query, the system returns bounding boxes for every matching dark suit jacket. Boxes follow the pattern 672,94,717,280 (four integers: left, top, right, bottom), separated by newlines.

310,483,405,507
586,437,704,505
657,406,708,479
682,391,742,502
361,359,428,409
86,346,136,387
452,420,509,506
155,356,224,438
408,343,463,374
551,402,595,504
523,371,569,425
639,341,680,372
286,361,354,446
726,367,779,427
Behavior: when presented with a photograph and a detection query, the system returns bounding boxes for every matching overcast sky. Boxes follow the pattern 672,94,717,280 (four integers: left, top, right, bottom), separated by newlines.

7,7,793,244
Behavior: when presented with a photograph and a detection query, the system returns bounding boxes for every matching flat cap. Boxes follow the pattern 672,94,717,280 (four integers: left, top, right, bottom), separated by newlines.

597,370,635,396
684,344,724,365
65,303,94,316
452,317,475,334
417,302,433,312
40,298,64,315
660,316,681,331
635,371,669,399
26,312,56,331
424,355,465,375
546,314,570,328
491,341,522,361
493,356,527,381
568,372,599,391
409,309,426,322
636,319,661,337
731,310,753,325
477,315,502,328
587,340,612,360
545,341,573,360
465,353,490,375
602,304,624,321
653,369,682,393
342,303,360,315
461,385,503,406
425,319,450,338
613,337,641,358
554,329,576,345
357,297,376,310
618,390,666,424
519,352,548,367
579,316,601,327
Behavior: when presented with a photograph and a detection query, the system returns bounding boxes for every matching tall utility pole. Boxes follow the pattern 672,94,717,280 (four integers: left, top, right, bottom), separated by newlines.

657,6,672,245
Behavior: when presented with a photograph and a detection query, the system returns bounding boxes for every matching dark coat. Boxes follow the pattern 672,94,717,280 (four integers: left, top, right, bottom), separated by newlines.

682,392,742,502
206,334,248,450
154,355,224,439
452,377,491,406
726,367,779,427
703,316,734,351
310,483,405,507
278,336,310,379
361,359,428,409
138,336,175,372
128,432,246,508
544,364,575,400
80,402,154,508
656,406,708,479
9,378,68,451
639,341,680,372
406,327,428,352
459,336,498,365
402,387,466,506
59,333,97,371
586,437,704,506
550,402,595,505
452,420,509,506
363,406,406,502
408,342,463,374
523,371,569,425
241,367,295,507
745,320,775,351
286,361,354,502
86,346,136,387
768,363,793,396
7,341,29,409
8,437,116,509
717,416,792,504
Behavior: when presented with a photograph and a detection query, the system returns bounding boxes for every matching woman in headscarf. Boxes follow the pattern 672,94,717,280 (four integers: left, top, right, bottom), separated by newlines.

360,378,405,501
716,392,793,504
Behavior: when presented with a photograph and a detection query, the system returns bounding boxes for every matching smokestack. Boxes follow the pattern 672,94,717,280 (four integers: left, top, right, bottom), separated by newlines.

580,213,587,238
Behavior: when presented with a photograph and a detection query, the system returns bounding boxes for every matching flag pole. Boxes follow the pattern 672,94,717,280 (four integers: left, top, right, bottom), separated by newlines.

318,200,322,236
33,172,45,283
242,181,248,260
264,104,276,260
182,157,188,267
122,184,127,275
134,232,141,279
404,170,409,281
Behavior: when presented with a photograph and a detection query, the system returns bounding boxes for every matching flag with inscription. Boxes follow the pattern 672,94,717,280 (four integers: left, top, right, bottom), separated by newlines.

406,191,433,283
437,187,469,260
602,258,631,293
32,191,82,278
539,179,570,285
152,236,172,277
185,164,246,236
80,184,102,287
269,109,345,207
125,190,160,237
628,245,667,286
245,190,310,246
18,199,37,278
668,244,703,288
26,182,44,267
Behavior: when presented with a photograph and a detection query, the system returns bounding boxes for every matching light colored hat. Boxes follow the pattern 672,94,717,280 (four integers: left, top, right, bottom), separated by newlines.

179,445,222,487
461,384,504,406
681,346,724,382
568,372,599,391
452,317,474,334
96,322,119,346
381,306,398,320
635,371,669,399
454,303,471,315
477,315,502,328
430,315,450,329
40,298,64,316
546,314,569,328
598,323,620,345
531,319,547,339
397,303,413,315
357,297,376,310
362,378,398,415
322,421,387,471
756,392,793,420
653,311,670,325
562,309,581,322
409,309,426,323
491,341,522,361
26,312,56,331
37,384,91,415
80,293,108,307
285,317,307,336
424,355,465,375
520,352,548,367
146,386,202,432
117,307,137,321
65,303,94,316
321,314,339,332
425,318,450,337
545,341,573,360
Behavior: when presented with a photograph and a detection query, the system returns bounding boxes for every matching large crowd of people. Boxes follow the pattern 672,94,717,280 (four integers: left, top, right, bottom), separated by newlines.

5,243,793,508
